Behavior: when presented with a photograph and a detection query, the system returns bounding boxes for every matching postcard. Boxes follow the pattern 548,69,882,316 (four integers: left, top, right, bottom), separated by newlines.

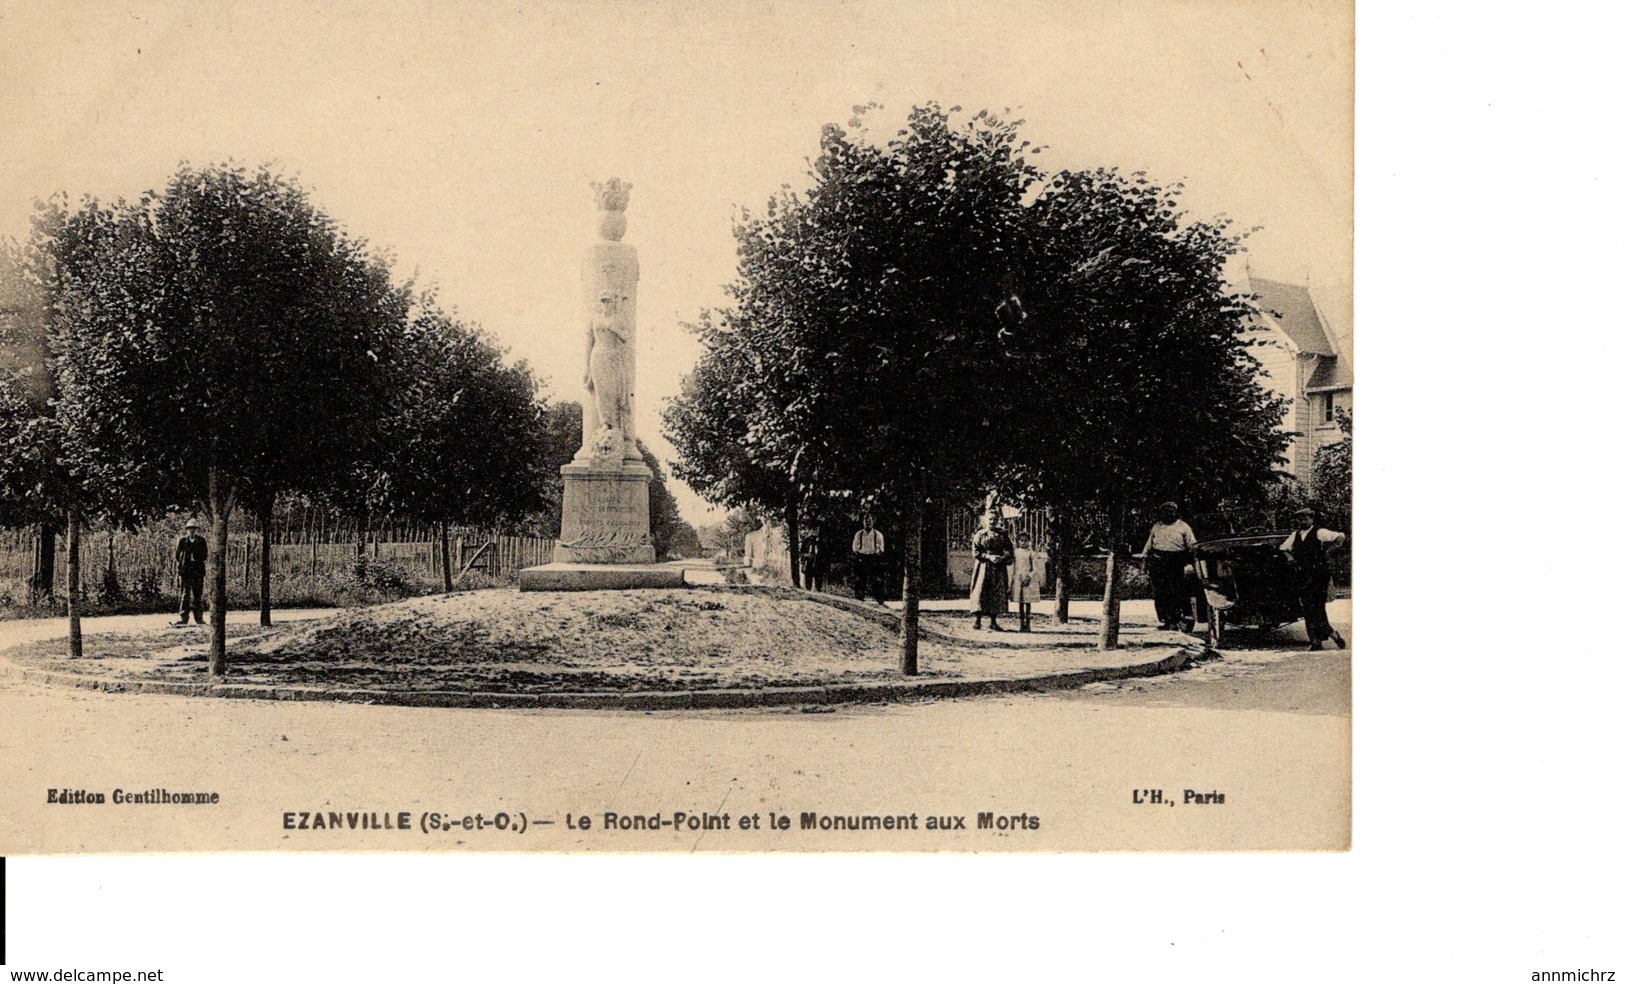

0,0,1352,855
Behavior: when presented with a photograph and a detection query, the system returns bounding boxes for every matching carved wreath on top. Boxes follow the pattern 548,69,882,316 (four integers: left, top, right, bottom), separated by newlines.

592,178,632,212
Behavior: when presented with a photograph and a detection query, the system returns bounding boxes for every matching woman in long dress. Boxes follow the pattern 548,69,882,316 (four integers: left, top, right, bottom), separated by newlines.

969,510,1014,631
584,292,630,450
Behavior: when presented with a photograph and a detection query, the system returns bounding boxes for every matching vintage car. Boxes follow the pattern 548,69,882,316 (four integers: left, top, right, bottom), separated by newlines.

1192,531,1302,646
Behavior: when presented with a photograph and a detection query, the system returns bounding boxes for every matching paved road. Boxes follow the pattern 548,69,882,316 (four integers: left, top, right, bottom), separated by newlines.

0,599,1349,854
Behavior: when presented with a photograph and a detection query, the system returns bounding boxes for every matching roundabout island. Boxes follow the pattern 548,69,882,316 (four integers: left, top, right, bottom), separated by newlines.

0,585,1209,710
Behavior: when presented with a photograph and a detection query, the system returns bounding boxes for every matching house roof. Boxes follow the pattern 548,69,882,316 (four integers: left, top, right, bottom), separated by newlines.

1308,280,1353,390
1307,355,1352,391
1251,278,1335,356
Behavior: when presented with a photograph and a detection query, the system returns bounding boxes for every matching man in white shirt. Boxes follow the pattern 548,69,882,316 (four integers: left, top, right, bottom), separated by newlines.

1280,506,1348,651
1141,501,1198,631
850,513,886,604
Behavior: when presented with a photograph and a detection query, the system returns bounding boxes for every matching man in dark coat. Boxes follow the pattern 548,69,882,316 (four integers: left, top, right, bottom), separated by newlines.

174,519,207,626
1280,506,1347,651
799,523,825,592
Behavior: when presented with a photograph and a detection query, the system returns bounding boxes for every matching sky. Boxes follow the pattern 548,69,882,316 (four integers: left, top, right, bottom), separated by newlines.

0,0,1352,523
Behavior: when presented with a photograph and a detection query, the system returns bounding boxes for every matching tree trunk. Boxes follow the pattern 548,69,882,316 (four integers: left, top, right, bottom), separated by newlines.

66,510,82,660
1098,509,1122,650
785,500,802,590
31,521,57,602
439,523,454,593
899,494,923,676
207,466,235,677
258,495,273,628
1051,505,1070,625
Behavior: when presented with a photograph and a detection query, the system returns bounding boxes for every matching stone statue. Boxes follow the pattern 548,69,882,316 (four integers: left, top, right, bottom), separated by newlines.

529,175,660,575
579,177,641,466
584,290,631,451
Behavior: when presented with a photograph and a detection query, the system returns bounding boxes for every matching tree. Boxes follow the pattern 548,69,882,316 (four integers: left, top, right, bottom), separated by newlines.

52,164,405,675
636,440,693,561
717,508,762,561
672,103,1292,663
3,198,165,653
1002,167,1291,646
235,264,409,628
535,401,585,538
1311,408,1352,533
664,518,703,559
364,301,552,591
664,314,806,581
0,231,63,599
670,104,1041,672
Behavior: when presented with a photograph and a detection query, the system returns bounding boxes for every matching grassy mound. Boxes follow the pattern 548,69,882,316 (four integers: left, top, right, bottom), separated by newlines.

18,588,926,693
244,587,911,691
2,587,1195,696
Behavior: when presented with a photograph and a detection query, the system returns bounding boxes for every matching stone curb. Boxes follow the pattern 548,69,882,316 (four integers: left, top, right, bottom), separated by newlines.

697,584,1120,650
0,646,1203,711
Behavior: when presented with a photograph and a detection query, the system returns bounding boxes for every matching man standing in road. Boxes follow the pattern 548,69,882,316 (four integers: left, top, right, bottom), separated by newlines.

1281,506,1347,651
174,519,208,626
1141,501,1198,631
850,513,886,604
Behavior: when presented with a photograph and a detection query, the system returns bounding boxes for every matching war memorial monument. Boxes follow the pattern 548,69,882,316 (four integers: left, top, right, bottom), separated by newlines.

519,178,683,591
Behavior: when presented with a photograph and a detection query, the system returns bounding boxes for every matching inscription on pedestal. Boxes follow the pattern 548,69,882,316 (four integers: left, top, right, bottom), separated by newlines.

555,466,655,565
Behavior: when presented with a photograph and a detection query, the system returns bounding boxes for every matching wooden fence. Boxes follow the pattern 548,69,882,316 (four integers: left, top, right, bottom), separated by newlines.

0,524,554,596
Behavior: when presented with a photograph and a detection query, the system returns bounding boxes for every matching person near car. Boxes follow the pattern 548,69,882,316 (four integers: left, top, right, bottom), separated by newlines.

1280,506,1347,651
1142,501,1198,631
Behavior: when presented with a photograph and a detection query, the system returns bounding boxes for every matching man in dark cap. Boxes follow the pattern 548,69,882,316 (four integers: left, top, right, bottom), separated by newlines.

174,519,208,626
1280,506,1347,651
1141,501,1198,631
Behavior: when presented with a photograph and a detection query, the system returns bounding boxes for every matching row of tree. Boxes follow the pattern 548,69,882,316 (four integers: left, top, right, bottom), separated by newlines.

0,163,691,675
664,104,1294,673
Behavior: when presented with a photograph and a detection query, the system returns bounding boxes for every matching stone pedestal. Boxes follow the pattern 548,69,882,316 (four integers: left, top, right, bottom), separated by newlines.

553,461,656,565
518,562,685,591
520,460,687,591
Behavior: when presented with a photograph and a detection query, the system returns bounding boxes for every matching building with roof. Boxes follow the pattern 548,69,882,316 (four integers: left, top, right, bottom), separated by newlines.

1245,275,1353,484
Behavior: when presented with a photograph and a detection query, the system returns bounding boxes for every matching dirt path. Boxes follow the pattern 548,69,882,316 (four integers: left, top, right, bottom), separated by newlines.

0,669,1348,854
0,607,339,647
0,598,1349,854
